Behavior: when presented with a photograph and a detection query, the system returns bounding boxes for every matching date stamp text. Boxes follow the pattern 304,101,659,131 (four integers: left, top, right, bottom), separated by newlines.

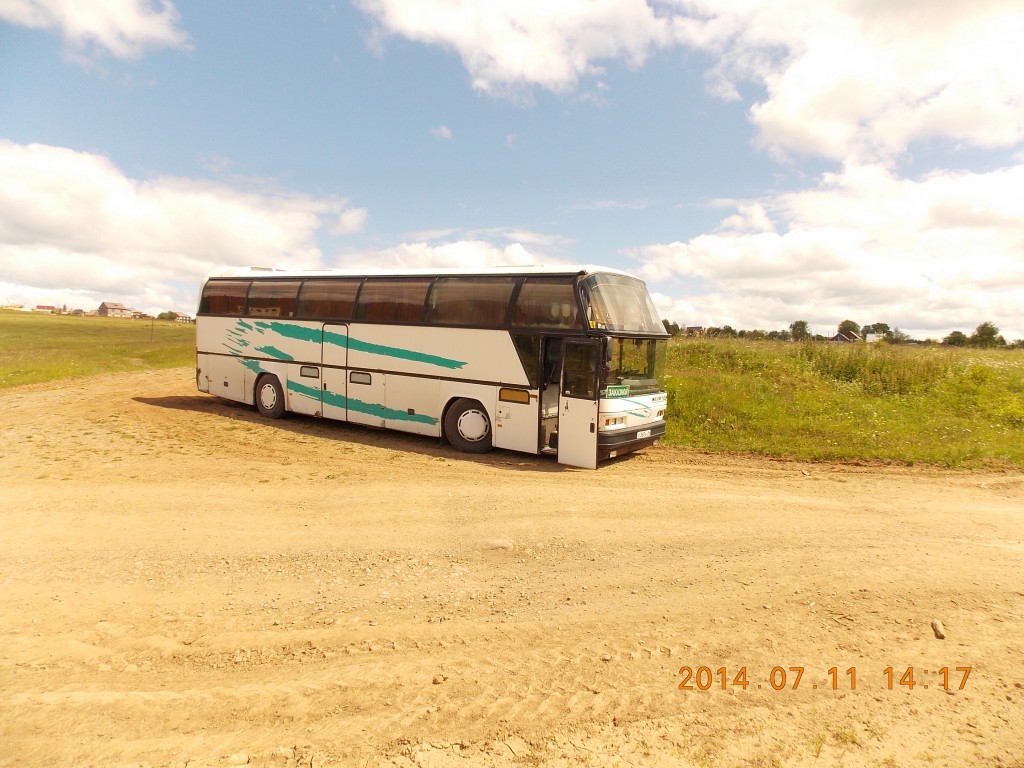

677,666,972,691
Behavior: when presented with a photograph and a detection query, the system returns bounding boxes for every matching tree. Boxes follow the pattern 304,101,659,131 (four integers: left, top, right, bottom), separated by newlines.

969,321,1004,348
943,331,969,347
862,322,890,337
661,319,680,336
768,330,791,342
888,328,911,344
789,320,810,341
157,311,177,321
838,319,861,337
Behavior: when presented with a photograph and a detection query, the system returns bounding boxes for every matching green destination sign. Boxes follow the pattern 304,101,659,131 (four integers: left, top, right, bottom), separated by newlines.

605,385,630,397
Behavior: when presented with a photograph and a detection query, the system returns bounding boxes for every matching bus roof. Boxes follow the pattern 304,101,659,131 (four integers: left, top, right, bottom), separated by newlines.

203,264,642,281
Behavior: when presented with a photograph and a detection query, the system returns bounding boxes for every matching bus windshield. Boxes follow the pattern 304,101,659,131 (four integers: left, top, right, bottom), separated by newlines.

603,337,667,396
581,274,666,334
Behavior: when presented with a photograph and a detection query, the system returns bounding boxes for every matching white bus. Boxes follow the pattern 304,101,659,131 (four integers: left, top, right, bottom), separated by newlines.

196,265,668,468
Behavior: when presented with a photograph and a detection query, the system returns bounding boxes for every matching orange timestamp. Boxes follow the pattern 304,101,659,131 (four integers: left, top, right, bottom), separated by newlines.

677,666,972,691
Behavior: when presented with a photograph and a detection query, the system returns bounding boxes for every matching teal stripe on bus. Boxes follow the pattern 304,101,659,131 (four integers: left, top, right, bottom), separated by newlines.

344,336,466,370
286,379,438,426
246,320,468,370
255,345,294,361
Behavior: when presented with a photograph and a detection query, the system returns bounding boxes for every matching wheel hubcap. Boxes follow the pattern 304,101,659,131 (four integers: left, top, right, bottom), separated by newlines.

260,385,278,410
457,409,488,442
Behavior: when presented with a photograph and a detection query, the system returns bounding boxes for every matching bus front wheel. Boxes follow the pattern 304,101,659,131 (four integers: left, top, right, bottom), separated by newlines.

445,398,493,454
255,374,286,419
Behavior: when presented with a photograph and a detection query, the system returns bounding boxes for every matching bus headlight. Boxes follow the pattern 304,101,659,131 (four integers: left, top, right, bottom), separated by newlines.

603,416,626,428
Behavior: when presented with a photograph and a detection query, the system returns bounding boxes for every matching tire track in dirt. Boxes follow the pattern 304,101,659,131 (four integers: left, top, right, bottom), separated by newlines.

2,368,1023,767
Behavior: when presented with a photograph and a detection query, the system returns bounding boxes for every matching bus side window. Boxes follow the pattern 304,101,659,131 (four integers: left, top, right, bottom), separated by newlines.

355,279,431,323
296,279,360,320
246,281,301,318
425,278,516,327
511,334,541,389
199,280,250,315
511,278,581,329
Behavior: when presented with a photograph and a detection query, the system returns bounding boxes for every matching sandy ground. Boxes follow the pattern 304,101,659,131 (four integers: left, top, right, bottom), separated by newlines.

1,368,1023,768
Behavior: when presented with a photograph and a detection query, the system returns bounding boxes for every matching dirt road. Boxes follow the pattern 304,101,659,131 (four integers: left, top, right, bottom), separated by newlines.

2,368,1022,767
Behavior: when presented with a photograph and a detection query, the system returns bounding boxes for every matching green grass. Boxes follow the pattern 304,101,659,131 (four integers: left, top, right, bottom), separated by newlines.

0,309,195,388
661,337,1024,468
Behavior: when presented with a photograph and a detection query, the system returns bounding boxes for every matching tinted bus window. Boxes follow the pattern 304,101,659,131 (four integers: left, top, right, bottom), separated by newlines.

246,281,301,318
511,333,541,388
199,280,249,315
425,277,516,327
511,278,581,329
563,342,599,399
296,279,361,320
354,279,431,323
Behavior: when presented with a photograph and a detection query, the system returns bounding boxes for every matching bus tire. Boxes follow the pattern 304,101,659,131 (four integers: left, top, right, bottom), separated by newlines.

255,374,286,419
444,398,493,454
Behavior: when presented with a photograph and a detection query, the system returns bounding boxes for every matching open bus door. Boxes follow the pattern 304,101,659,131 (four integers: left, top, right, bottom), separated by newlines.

557,339,600,469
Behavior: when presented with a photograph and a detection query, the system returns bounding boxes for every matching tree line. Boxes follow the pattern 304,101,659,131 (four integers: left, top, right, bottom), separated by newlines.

661,319,1022,348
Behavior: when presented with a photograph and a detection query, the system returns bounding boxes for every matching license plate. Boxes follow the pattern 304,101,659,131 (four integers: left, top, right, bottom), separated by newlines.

636,429,651,439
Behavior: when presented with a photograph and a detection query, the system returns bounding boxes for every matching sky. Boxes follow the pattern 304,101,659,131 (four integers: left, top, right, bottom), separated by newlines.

1,0,1022,341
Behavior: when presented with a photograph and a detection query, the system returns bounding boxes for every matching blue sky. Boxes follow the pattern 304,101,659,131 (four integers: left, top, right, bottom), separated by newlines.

1,0,1022,341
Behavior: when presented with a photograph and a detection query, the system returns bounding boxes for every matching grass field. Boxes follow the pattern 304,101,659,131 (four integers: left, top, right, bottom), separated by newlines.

0,310,195,388
3,309,1022,468
663,337,1024,468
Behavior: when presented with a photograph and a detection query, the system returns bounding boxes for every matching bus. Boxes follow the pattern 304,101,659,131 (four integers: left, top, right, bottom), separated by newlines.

195,265,669,469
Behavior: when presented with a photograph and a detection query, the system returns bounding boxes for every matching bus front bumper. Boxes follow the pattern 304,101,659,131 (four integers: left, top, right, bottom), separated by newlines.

598,421,667,461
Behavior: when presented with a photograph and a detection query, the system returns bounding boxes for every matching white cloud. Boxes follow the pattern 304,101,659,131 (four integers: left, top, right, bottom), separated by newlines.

0,140,364,313
355,1,1024,163
348,1,1022,337
354,0,675,94
717,202,774,234
334,240,543,273
0,0,190,59
332,225,575,273
671,0,1024,163
635,162,1024,339
431,125,453,140
351,1,1024,340
331,207,369,235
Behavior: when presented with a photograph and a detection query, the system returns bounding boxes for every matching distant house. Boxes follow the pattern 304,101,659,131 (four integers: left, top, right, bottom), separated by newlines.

98,302,134,318
33,305,57,313
830,331,861,343
684,326,705,337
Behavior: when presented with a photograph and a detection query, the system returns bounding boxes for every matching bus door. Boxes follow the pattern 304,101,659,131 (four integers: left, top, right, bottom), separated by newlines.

286,325,324,418
539,337,562,453
331,324,386,428
557,339,600,469
321,323,349,422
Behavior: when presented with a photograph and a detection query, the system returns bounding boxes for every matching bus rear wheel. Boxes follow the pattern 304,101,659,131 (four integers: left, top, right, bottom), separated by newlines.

255,374,286,419
445,398,493,454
